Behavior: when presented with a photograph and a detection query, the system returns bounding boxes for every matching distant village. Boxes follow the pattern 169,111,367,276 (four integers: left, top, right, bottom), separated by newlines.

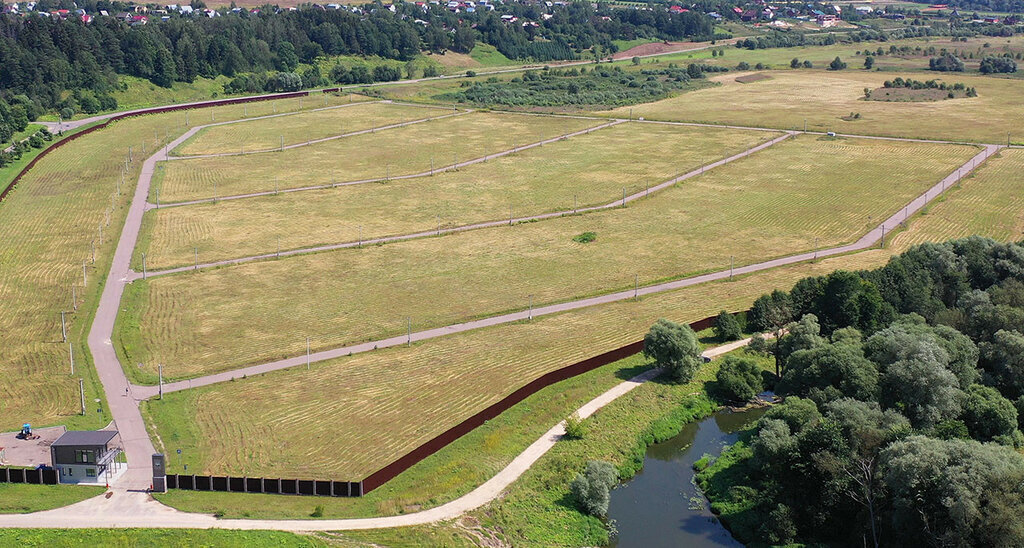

0,0,1016,31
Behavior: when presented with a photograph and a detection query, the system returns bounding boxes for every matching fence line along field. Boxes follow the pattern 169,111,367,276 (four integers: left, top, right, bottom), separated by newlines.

609,71,1024,144
139,228,902,485
0,93,377,432
117,135,976,382
151,111,605,203
134,123,781,270
172,100,444,156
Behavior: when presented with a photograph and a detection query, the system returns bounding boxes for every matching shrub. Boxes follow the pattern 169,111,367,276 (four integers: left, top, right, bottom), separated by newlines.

802,60,813,69
569,460,619,517
643,319,703,383
736,61,751,70
310,505,324,517
715,310,743,341
564,413,587,439
572,231,597,243
828,56,847,71
714,355,764,402
466,70,477,77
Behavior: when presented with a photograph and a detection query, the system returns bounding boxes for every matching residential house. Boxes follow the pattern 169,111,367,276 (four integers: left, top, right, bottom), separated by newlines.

50,430,124,485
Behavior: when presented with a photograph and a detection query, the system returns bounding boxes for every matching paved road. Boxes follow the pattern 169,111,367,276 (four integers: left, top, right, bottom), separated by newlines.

133,143,998,400
0,337,749,531
136,127,788,279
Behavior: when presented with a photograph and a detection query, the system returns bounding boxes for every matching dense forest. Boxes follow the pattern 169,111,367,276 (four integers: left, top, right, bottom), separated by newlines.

698,236,1024,546
0,2,714,113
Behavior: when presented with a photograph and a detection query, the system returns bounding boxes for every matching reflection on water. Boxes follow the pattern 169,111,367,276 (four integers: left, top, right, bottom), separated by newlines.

607,407,766,548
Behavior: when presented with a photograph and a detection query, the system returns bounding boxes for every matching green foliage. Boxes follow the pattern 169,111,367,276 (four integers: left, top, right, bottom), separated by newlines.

563,413,587,440
643,319,702,383
828,56,847,70
714,310,742,341
440,66,706,108
310,504,324,518
569,460,618,517
961,384,1018,442
713,355,764,403
572,231,597,244
620,395,717,479
0,529,322,547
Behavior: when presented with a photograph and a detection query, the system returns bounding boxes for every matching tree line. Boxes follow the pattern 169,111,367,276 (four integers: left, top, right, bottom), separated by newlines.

699,236,1024,546
0,3,714,112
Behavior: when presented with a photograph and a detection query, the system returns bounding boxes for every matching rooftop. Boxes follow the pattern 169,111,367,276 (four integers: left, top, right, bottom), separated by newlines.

52,430,118,447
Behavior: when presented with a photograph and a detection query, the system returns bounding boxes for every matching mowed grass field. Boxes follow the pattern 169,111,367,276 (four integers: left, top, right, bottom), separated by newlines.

0,94,377,432
887,147,1024,250
152,111,603,203
172,100,445,156
609,70,1024,143
118,136,975,381
134,123,780,269
140,232,894,484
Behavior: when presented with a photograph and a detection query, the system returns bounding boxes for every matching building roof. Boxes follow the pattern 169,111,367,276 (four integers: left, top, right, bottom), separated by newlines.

52,430,118,447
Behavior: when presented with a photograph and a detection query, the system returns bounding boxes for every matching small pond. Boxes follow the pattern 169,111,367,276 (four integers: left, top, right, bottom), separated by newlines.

607,407,767,548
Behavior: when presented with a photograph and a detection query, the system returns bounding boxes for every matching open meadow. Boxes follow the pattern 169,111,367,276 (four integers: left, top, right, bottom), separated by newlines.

611,70,1024,143
141,141,1024,516
172,100,440,156
134,123,780,270
0,93,380,432
117,135,975,382
152,111,603,203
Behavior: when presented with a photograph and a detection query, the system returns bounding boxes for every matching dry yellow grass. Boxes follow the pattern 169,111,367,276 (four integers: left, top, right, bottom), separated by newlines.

140,240,892,480
119,135,976,381
610,71,1024,144
173,101,447,156
153,112,603,203
135,123,780,269
0,95,334,431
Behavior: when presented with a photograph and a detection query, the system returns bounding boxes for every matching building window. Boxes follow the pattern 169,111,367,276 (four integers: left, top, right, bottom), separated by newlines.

86,469,96,477
75,450,94,464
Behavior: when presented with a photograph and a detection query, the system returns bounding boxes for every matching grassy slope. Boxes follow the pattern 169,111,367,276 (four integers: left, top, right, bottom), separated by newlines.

137,123,776,269
121,135,974,379
152,111,600,203
0,484,105,514
0,529,323,547
612,69,1024,143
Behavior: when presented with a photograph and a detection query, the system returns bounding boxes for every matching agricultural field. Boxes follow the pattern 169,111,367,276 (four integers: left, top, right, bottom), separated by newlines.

887,147,1024,250
134,122,780,270
151,111,603,203
117,135,975,382
141,227,893,489
172,97,404,156
0,93,377,433
611,70,1024,143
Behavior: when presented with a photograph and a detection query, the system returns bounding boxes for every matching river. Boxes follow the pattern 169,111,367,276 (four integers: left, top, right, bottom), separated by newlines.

607,407,767,547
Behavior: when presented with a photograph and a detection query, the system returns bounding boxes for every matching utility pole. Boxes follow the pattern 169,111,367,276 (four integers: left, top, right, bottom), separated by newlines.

142,253,147,280
730,255,734,280
195,247,198,270
72,286,77,311
814,237,819,260
61,311,67,342
509,204,513,226
574,194,577,214
79,378,85,416
407,317,412,347
83,262,87,286
306,337,311,370
158,364,163,399
437,214,441,236
880,225,886,248
69,343,74,375
528,295,533,320
622,187,626,208
358,225,362,248
634,274,639,301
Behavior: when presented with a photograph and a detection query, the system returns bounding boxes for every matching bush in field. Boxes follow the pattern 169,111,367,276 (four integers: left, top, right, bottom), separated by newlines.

714,355,764,403
569,460,619,517
564,413,587,439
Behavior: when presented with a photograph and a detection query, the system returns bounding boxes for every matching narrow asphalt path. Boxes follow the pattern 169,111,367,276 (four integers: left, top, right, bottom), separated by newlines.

132,143,998,398
0,337,750,531
136,129,789,279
